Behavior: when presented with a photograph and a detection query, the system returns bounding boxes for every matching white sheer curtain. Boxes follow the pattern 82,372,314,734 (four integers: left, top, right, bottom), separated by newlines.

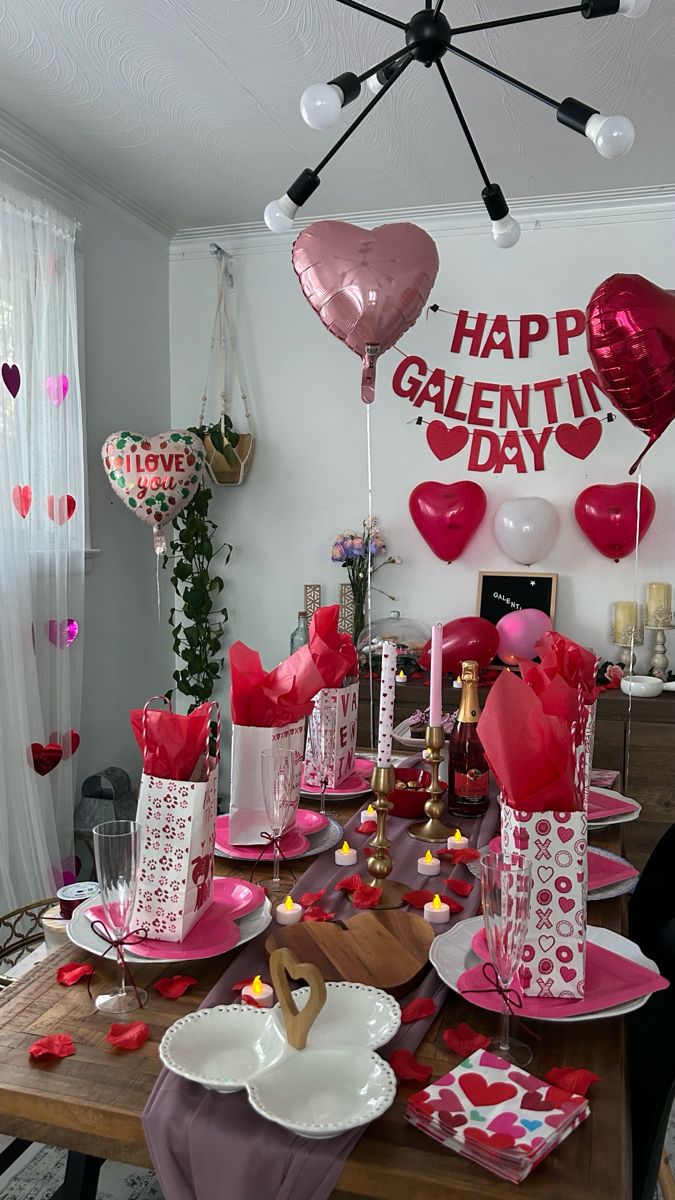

0,182,84,911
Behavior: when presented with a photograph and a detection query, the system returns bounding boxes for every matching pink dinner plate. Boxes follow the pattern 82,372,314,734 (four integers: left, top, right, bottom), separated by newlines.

215,815,310,860
300,756,373,797
486,836,638,893
295,808,329,834
86,877,248,959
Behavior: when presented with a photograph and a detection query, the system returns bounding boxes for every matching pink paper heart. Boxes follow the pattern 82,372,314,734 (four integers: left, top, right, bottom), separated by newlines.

11,484,32,518
430,1086,464,1113
47,494,76,524
488,1111,526,1137
478,1051,511,1071
46,374,69,406
545,1111,569,1129
508,1071,537,1089
47,618,79,648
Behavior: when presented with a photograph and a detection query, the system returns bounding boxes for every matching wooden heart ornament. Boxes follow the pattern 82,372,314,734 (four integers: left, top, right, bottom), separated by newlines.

409,480,487,562
269,948,327,1050
101,430,205,539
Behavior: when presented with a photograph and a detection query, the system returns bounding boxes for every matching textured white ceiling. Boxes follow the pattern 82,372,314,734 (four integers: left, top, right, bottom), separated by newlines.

0,0,670,230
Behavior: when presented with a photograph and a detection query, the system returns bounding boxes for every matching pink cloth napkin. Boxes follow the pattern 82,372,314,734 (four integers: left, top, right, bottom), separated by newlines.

214,816,310,860
588,854,639,891
461,928,668,1018
588,791,638,820
591,768,619,788
85,883,242,960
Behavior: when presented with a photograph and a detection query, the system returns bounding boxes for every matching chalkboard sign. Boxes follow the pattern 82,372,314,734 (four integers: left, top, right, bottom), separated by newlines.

477,571,558,630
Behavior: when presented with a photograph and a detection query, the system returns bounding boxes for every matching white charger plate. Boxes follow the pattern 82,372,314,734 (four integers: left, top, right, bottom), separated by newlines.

67,894,272,964
588,787,642,829
159,981,399,1138
214,816,343,863
429,916,659,1022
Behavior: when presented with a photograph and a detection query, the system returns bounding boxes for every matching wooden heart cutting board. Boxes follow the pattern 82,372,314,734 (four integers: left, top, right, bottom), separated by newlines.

264,910,434,998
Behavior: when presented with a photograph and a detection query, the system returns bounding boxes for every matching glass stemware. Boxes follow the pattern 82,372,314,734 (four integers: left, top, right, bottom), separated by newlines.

308,692,331,816
92,819,147,1014
260,748,300,901
480,850,533,1066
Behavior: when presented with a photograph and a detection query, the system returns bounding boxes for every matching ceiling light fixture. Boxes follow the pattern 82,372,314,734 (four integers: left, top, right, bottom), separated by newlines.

264,0,649,247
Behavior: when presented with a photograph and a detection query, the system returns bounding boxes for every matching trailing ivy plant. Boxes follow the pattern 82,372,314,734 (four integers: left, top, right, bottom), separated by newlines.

165,483,232,710
196,415,240,468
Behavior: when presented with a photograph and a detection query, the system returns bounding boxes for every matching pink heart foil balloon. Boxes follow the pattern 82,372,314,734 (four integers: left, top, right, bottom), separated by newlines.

47,618,79,648
586,273,675,473
292,220,439,403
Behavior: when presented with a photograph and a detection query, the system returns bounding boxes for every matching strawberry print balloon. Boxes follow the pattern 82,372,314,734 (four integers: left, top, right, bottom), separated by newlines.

101,430,205,553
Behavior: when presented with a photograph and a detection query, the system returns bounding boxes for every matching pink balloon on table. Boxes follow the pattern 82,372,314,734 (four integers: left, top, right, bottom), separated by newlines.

496,609,553,665
292,220,439,404
419,617,499,677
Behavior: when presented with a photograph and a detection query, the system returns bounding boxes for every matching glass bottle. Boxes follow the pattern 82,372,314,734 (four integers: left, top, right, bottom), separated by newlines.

290,611,309,655
448,660,489,817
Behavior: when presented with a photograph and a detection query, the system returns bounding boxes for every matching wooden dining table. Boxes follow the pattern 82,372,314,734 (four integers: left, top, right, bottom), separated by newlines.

0,798,632,1200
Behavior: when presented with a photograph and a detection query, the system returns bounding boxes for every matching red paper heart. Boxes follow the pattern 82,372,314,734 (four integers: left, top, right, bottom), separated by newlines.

390,1048,433,1084
521,1089,555,1112
554,417,603,460
105,1021,149,1051
47,494,76,524
11,484,32,518
464,1127,516,1150
426,422,469,462
350,884,382,910
459,1073,517,1107
545,1066,599,1097
574,482,656,562
401,997,437,1024
442,1023,490,1057
29,1033,75,1060
438,1110,468,1132
298,889,326,908
334,873,362,893
153,974,199,999
56,962,94,987
30,742,63,776
445,878,473,898
409,481,486,562
301,906,335,921
402,889,436,910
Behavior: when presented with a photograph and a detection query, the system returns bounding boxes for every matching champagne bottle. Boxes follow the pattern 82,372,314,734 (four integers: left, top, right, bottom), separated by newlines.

448,659,489,817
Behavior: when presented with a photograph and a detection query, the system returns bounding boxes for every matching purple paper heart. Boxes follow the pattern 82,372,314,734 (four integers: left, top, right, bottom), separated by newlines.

47,618,79,648
46,373,69,405
2,362,20,398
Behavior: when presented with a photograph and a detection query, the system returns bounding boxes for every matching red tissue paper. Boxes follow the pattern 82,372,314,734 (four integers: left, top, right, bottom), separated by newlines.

130,703,211,781
29,1033,76,1061
105,1021,150,1051
56,962,94,987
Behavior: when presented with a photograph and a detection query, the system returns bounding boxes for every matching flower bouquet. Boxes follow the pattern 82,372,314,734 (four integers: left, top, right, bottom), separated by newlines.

331,517,400,643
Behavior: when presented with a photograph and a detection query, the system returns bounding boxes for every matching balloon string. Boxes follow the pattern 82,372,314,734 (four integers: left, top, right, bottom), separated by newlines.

156,553,161,625
366,402,374,751
624,469,642,791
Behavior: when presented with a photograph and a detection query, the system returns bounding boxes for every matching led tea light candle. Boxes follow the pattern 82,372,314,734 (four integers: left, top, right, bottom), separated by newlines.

423,893,450,925
241,975,274,1008
275,895,302,926
396,670,407,685
417,849,441,876
335,840,357,866
360,802,376,824
447,828,469,851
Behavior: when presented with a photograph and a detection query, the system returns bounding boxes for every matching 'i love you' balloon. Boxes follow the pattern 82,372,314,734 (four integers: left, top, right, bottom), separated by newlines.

102,431,205,552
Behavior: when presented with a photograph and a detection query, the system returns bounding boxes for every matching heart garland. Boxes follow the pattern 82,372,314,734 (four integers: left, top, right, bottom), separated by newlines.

47,494,76,524
46,374,69,406
11,485,32,518
2,362,20,398
47,619,79,648
29,742,63,775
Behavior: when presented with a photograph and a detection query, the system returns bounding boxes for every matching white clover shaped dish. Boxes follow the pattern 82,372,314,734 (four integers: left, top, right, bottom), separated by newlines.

159,980,401,1138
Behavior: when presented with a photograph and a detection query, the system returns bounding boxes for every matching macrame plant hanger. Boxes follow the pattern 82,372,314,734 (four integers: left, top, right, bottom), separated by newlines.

199,246,254,486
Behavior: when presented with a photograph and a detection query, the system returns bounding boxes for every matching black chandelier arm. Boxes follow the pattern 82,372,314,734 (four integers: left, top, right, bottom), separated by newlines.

446,43,559,110
358,43,418,83
333,0,406,30
313,54,413,176
452,4,583,37
434,0,446,14
436,62,491,189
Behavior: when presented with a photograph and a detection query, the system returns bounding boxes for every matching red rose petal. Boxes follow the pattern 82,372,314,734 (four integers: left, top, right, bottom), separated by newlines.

545,1067,599,1097
402,889,436,910
445,878,473,897
153,974,199,999
354,820,377,835
441,896,463,914
401,997,437,1024
390,1048,433,1084
29,1033,75,1060
105,1021,150,1051
242,994,266,1008
442,1022,490,1056
334,873,362,893
56,962,94,987
350,884,382,909
298,889,326,908
301,907,335,922
438,847,480,864
231,977,255,993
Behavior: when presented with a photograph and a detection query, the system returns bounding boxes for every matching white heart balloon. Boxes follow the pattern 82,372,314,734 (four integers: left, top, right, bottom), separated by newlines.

494,497,560,565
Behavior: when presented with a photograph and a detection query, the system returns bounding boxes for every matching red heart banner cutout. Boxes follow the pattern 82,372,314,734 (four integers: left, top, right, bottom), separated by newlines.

30,742,63,775
409,480,486,562
554,417,603,460
11,484,32,518
47,494,76,524
426,422,469,461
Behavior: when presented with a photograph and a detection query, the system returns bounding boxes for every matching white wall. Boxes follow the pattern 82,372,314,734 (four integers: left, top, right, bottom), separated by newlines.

170,197,675,719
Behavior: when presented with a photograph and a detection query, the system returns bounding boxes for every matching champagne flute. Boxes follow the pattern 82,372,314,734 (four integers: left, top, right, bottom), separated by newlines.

480,851,532,1066
308,692,331,816
92,820,147,1014
261,748,300,902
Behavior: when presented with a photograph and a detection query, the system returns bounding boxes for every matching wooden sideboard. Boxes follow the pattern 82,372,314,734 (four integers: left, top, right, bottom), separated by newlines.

357,679,675,870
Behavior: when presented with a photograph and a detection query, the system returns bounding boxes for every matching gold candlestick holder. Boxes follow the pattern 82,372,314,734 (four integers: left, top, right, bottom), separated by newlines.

362,764,408,909
408,724,455,843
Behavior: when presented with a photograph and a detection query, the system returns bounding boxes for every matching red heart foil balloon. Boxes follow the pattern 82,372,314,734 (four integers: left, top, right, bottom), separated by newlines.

409,481,486,562
586,273,675,474
574,482,656,561
292,221,439,404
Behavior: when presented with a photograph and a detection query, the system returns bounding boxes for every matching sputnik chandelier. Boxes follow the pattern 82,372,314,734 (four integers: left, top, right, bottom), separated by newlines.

264,0,651,247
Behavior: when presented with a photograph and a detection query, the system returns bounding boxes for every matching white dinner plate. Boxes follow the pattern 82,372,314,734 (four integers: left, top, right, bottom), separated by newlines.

588,786,642,829
67,894,272,964
429,916,659,1022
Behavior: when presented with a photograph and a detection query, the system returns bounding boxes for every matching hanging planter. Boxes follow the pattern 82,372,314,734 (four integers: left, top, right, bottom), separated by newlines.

204,427,254,487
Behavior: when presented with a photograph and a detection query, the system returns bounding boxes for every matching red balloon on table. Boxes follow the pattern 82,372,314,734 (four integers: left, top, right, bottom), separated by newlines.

409,481,487,562
292,221,439,404
586,273,675,474
574,482,656,562
419,617,499,677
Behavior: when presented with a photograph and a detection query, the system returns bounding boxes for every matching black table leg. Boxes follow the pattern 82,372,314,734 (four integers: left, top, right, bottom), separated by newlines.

49,1151,104,1200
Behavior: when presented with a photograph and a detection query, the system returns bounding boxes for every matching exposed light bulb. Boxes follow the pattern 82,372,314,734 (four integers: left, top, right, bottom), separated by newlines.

585,113,635,158
300,83,344,131
263,196,297,233
366,73,384,95
492,214,521,249
618,0,652,15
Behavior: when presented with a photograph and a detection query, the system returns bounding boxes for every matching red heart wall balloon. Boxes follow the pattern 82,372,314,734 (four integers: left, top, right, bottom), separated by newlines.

292,221,439,404
409,481,487,562
574,482,656,562
586,274,675,474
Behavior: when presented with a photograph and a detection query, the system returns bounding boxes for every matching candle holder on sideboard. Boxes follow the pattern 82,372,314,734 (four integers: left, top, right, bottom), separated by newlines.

645,607,673,681
611,618,643,674
362,765,408,909
408,725,455,843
